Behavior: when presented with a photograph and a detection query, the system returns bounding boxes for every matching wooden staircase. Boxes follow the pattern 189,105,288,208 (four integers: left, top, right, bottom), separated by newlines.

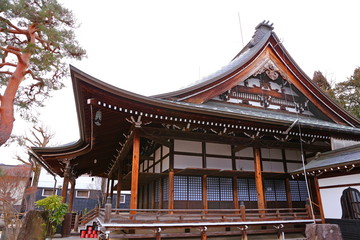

74,206,100,230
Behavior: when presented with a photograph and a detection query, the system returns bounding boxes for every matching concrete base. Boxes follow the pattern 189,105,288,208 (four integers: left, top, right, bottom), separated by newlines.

305,224,343,240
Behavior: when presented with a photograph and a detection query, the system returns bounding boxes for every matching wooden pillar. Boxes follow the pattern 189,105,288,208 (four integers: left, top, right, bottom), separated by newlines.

105,178,110,200
314,176,325,223
254,147,265,210
233,176,239,210
68,178,76,212
155,228,162,240
168,170,174,210
61,176,69,203
130,130,140,212
110,179,115,202
285,178,293,208
201,228,207,240
202,175,208,211
116,169,122,209
240,226,248,240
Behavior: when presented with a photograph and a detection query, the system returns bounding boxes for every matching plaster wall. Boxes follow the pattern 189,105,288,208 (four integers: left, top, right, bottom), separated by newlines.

262,161,284,172
235,147,253,158
37,168,102,190
174,155,202,169
174,140,202,153
207,157,232,170
236,159,254,171
206,143,231,156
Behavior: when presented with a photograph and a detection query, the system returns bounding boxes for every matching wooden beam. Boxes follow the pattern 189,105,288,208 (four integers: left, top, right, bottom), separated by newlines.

105,178,110,200
202,175,208,211
314,177,325,224
254,147,265,209
68,178,76,212
231,145,236,170
130,130,140,212
141,132,171,148
141,126,329,152
232,176,239,209
61,176,69,204
168,170,174,210
285,178,292,209
109,130,135,177
110,179,115,201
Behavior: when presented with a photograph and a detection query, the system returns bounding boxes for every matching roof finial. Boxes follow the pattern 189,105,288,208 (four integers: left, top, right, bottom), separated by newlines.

256,20,274,30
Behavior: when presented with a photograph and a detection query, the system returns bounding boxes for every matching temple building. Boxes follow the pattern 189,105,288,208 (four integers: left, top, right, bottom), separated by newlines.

30,21,360,239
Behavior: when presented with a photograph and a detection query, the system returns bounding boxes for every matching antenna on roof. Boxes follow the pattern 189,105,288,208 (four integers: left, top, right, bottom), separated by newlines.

238,12,245,47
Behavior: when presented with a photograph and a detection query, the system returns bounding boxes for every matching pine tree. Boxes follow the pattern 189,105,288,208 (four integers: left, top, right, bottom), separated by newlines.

0,0,86,146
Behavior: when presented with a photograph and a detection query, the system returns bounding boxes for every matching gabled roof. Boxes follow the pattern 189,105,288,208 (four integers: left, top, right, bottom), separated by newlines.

31,21,360,178
155,21,360,128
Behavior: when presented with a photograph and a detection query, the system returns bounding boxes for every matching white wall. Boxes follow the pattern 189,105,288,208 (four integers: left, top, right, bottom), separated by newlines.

206,143,231,156
174,140,202,153
38,168,103,190
318,174,360,219
207,157,232,170
174,155,202,169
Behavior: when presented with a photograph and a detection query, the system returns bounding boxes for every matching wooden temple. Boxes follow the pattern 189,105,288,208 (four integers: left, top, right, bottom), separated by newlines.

31,21,360,239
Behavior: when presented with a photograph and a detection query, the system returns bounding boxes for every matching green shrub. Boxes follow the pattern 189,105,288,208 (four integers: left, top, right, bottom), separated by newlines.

35,195,68,238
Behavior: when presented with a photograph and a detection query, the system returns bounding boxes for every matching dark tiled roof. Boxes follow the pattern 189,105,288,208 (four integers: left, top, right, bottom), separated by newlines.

291,144,360,173
161,99,360,135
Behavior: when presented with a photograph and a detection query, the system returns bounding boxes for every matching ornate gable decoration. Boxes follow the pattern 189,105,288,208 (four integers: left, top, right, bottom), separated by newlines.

253,60,287,81
218,61,313,116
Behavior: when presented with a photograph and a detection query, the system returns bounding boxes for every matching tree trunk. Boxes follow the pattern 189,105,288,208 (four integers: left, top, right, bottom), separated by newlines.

17,210,47,240
0,24,35,146
28,164,41,210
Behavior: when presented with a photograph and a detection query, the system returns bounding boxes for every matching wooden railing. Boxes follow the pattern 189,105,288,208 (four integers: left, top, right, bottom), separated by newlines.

99,205,313,225
78,206,100,226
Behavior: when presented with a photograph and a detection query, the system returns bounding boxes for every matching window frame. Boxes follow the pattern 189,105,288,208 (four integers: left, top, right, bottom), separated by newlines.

76,190,90,198
42,188,56,197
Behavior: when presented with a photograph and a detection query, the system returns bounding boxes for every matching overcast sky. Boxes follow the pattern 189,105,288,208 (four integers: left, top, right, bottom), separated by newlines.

1,0,360,164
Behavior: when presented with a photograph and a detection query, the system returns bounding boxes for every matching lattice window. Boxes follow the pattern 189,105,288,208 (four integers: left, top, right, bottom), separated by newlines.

174,176,188,201
237,178,250,201
264,179,287,201
220,178,233,201
207,177,220,201
298,181,308,201
207,177,233,201
264,180,276,201
289,180,308,201
155,179,161,202
248,179,258,201
148,182,153,206
188,176,202,201
274,180,287,201
162,177,169,201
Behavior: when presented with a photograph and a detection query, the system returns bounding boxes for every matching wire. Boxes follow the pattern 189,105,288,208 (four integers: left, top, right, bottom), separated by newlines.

287,81,316,223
